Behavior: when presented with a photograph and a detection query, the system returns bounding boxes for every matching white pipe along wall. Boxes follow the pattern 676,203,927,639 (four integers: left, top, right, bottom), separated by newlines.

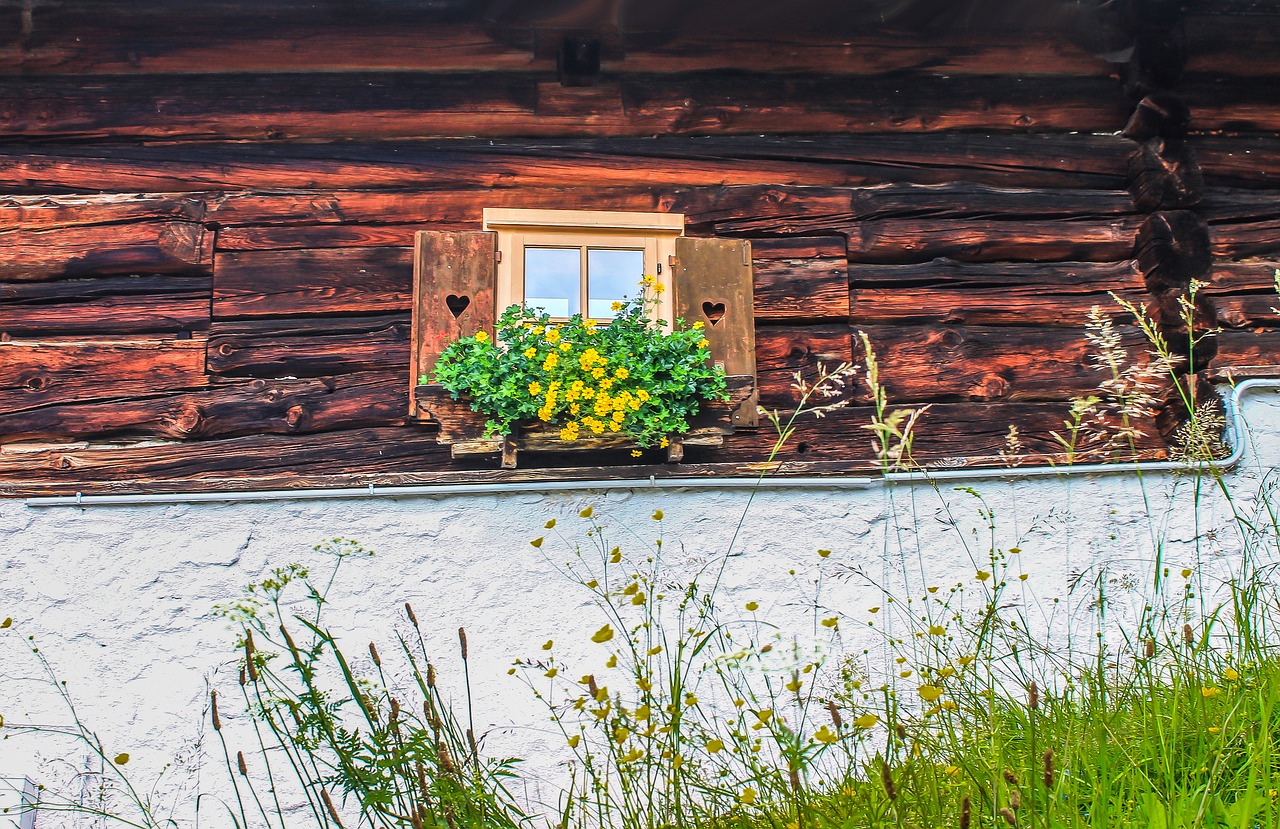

3,380,1280,828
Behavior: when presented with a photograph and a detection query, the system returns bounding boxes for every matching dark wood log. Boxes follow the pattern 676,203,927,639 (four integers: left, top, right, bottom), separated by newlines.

1207,259,1280,294
0,72,1133,142
1208,295,1280,330
755,325,853,409
1215,330,1280,369
0,371,407,442
1127,138,1204,211
0,221,211,281
1122,30,1186,99
848,217,1140,264
1184,73,1280,133
0,193,207,231
216,224,431,251
853,323,1152,404
0,336,209,415
213,247,413,318
0,135,1136,195
850,260,1146,327
848,183,1136,220
1191,135,1280,189
1211,219,1280,260
708,400,1167,465
0,427,455,495
1184,12,1280,77
1122,94,1192,142
205,314,410,377
752,243,848,323
1,274,211,336
1136,211,1212,292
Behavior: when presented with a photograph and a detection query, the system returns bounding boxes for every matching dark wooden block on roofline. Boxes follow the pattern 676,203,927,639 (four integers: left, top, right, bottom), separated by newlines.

414,375,755,468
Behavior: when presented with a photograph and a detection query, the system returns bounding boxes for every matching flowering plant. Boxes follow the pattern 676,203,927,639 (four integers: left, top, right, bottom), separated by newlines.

429,283,727,448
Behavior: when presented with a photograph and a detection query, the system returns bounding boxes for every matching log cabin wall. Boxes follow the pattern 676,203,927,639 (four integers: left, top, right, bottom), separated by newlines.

1,0,1278,496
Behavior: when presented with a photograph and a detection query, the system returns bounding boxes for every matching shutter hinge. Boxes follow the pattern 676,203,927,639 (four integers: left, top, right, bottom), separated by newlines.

495,249,503,263
741,243,749,265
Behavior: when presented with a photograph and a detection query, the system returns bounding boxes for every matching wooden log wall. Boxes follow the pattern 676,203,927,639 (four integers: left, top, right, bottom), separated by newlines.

1,0,1279,495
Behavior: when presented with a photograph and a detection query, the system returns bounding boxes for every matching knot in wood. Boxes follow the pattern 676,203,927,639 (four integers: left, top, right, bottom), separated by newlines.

285,405,309,430
173,403,205,435
22,372,48,392
968,373,1010,401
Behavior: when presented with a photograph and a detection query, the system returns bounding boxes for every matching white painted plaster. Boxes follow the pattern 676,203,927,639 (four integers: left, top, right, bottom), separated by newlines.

3,385,1280,827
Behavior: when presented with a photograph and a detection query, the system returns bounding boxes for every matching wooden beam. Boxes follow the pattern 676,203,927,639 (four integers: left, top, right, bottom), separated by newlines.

213,247,413,318
205,314,410,377
0,221,211,281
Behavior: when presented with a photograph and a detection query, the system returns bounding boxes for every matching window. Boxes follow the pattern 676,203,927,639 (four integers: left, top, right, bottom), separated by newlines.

483,208,684,328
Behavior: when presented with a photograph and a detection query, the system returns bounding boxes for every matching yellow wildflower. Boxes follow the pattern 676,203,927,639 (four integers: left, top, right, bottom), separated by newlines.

611,301,625,311
523,347,537,358
642,275,656,286
559,341,572,351
592,367,606,379
631,449,643,457
738,788,757,805
567,735,581,748
528,382,543,396
659,436,669,448
746,601,759,611
592,625,615,643
1201,686,1221,698
693,320,704,329
615,367,630,379
854,713,878,729
475,331,490,343
814,725,838,744
706,738,725,754
653,281,666,294
697,338,710,349
1225,667,1240,681
546,328,561,343
599,377,613,390
918,685,944,703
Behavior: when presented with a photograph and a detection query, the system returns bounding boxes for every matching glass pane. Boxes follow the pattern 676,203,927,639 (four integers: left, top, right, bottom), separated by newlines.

587,248,644,319
524,247,580,317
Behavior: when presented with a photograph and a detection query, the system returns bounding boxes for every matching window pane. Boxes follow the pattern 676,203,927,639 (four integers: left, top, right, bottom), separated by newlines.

524,247,580,317
587,248,644,319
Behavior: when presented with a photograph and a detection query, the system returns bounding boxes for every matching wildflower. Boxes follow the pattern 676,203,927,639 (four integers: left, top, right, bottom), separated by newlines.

559,341,572,351
706,738,725,753
818,548,832,558
631,449,642,457
693,320,704,329
854,713,878,729
542,639,554,649
918,685,943,703
697,338,710,349
929,625,945,636
642,275,656,286
976,571,991,582
580,505,594,518
475,331,489,343
530,537,544,548
652,510,664,520
945,765,961,777
609,547,622,563
738,788,756,805
528,381,543,396
523,347,537,358
611,301,624,311
591,625,614,643
658,436,669,448
745,601,759,611
635,704,651,719
786,677,803,692
821,617,839,629
115,753,130,765
614,726,630,743
814,725,838,744
1201,686,1220,698
544,668,558,678
653,281,666,294
567,735,581,748
545,328,561,343
1225,667,1240,681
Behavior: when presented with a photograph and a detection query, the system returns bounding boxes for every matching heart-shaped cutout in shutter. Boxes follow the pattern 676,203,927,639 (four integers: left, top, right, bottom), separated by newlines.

446,294,471,318
702,301,727,326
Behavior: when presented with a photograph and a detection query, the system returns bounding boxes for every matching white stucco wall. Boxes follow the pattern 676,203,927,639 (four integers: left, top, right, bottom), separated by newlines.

4,382,1280,828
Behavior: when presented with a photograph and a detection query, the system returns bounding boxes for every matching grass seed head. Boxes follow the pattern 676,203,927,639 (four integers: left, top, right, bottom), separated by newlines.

1000,806,1017,826
210,690,221,731
1028,681,1039,711
826,699,843,728
1003,769,1019,787
1184,623,1196,646
880,762,898,801
1044,749,1055,789
237,751,248,776
369,642,381,667
959,796,971,829
458,627,468,660
405,602,419,627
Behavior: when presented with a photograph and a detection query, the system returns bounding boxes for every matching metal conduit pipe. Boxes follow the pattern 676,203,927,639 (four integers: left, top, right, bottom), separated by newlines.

23,378,1280,509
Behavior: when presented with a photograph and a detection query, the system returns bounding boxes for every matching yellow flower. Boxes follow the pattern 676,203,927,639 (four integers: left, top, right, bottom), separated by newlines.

544,668,558,678
592,625,615,643
692,320,704,329
637,389,651,402
546,328,561,343
853,713,878,729
1181,568,1193,578
918,685,944,703
786,678,803,692
738,788,757,805
658,436,669,448
653,281,666,294
567,735,581,748
697,338,710,349
559,341,572,351
647,645,662,655
592,367,606,379
529,381,543,396
532,326,545,335
614,367,630,379
611,301,625,311
976,571,991,582
944,765,961,777
631,449,642,457
530,537,544,548
814,725,838,744
1225,667,1240,681
929,625,945,636
599,377,613,390
642,275,656,286
745,601,759,611
821,617,838,629
523,347,537,358
706,738,725,753
1201,686,1221,698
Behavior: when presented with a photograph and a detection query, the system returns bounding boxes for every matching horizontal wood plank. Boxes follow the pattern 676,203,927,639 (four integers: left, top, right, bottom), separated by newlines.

0,336,209,417
205,314,410,377
755,325,854,408
0,221,211,281
0,192,206,231
753,251,849,323
213,247,413,318
1,274,211,335
850,260,1146,326
0,371,406,442
848,217,1141,264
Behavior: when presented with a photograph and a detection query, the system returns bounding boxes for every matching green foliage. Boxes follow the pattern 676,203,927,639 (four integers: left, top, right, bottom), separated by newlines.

429,289,727,447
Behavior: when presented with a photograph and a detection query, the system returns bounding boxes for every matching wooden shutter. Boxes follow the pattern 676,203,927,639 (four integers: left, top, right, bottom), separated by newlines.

672,237,758,427
410,230,497,415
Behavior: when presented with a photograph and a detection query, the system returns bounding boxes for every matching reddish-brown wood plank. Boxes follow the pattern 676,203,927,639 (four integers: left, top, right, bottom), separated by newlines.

0,371,406,442
215,224,429,251
0,221,211,281
0,136,1135,195
854,323,1151,404
0,336,209,416
1215,331,1280,368
755,325,854,408
0,193,206,231
752,246,849,322
212,247,413,318
849,217,1141,264
0,292,211,336
205,314,410,377
1192,136,1280,188
0,72,1133,142
850,261,1146,326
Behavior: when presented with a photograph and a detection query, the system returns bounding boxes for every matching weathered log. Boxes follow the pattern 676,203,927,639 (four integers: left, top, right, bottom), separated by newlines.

0,221,211,281
1207,259,1280,294
1122,30,1187,99
848,217,1140,264
853,323,1152,404
0,193,206,231
848,183,1135,220
0,336,209,415
1183,73,1280,132
1127,138,1203,211
0,135,1136,194
0,72,1134,141
1,274,212,335
0,371,407,442
213,247,413,318
1211,219,1280,260
1122,94,1192,142
1136,211,1213,292
205,314,410,377
216,224,431,251
1147,288,1219,370
850,260,1146,327
752,238,848,322
1191,135,1280,189
1215,330,1280,369
755,325,854,409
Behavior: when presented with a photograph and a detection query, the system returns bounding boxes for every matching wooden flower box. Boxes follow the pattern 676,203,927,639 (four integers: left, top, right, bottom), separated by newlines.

414,375,756,468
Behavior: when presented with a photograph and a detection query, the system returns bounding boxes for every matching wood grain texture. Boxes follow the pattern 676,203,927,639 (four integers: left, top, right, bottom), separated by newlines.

213,247,413,318
410,231,496,400
0,337,209,417
0,221,211,281
755,325,853,408
205,314,409,377
851,261,1146,326
0,371,406,442
0,274,212,335
848,217,1140,264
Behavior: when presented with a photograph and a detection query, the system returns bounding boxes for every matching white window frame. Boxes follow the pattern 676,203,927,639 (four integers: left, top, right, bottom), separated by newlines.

482,208,685,328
